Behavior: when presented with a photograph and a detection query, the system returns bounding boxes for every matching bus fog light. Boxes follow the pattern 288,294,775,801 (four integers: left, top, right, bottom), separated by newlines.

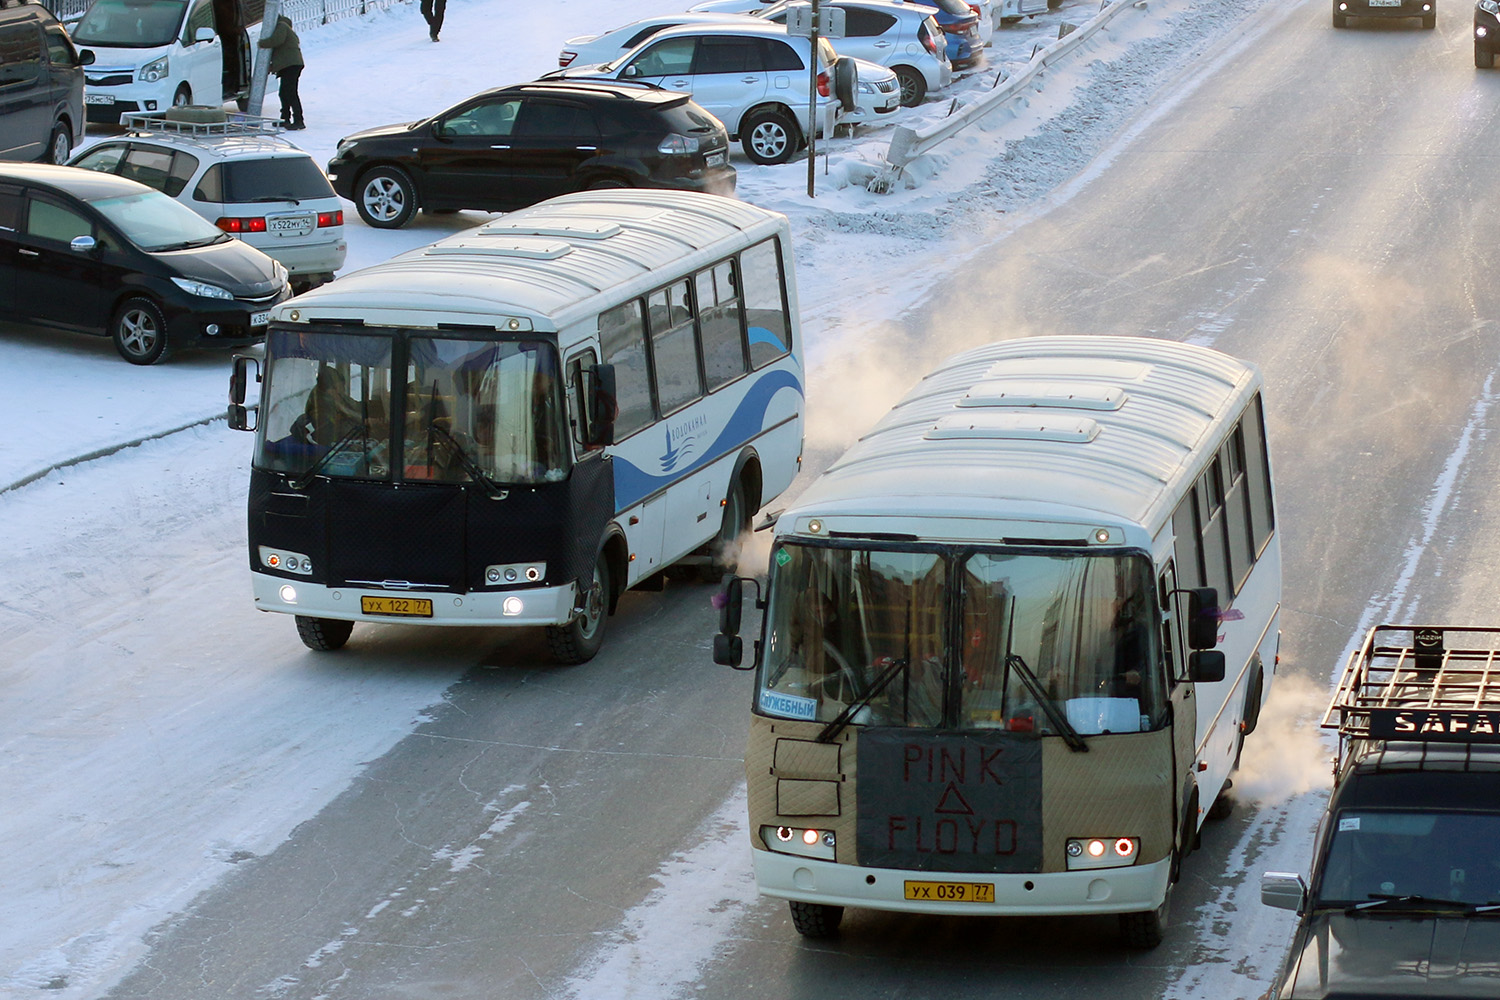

802,829,819,846
502,596,523,616
260,545,312,575
777,826,794,842
279,585,297,604
1088,840,1106,858
486,567,501,583
1067,836,1139,870
486,562,547,587
762,825,835,861
505,568,518,582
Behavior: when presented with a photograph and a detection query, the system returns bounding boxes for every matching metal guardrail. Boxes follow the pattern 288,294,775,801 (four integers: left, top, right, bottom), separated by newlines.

874,0,1149,192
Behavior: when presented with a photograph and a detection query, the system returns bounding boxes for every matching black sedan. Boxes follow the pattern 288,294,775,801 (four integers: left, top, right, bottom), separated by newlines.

327,79,736,229
0,163,290,364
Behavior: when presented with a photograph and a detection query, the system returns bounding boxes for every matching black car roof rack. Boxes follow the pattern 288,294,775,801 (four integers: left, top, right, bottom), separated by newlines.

1324,624,1500,767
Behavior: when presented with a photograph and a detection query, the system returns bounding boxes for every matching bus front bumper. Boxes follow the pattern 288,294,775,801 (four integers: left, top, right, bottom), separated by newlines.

251,573,580,627
752,849,1172,917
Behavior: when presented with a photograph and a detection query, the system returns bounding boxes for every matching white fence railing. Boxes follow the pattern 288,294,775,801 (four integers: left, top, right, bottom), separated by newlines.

874,0,1149,192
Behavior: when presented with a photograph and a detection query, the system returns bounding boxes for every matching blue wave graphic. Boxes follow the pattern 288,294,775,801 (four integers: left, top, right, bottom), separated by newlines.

614,369,802,510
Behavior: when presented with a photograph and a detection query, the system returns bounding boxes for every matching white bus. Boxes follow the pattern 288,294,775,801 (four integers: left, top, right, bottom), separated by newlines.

229,189,805,662
715,336,1280,946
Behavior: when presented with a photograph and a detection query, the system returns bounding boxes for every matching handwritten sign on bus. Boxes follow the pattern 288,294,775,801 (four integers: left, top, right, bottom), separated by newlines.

856,730,1042,874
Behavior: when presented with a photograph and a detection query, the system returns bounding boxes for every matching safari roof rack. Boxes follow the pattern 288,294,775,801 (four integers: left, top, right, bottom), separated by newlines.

119,111,284,138
1323,624,1500,767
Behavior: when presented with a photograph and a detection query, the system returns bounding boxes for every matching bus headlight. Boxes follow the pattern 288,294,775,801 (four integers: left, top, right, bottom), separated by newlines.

1065,836,1139,870
761,825,836,861
485,562,546,586
260,545,313,575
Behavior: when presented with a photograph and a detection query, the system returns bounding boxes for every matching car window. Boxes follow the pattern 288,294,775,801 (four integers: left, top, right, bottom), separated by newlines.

0,186,22,233
24,197,92,244
220,157,335,201
0,23,42,88
765,38,806,72
183,0,214,43
844,9,897,35
439,98,520,137
624,36,695,78
922,0,976,15
692,37,765,74
512,101,600,139
43,24,79,66
623,23,676,48
193,162,223,201
118,146,199,198
73,144,129,174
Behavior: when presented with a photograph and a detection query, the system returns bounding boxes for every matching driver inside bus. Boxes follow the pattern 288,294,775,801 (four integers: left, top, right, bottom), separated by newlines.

293,365,365,447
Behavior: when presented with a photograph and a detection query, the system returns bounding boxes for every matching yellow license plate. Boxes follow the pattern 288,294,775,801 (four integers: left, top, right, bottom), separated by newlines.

360,596,433,618
904,880,995,903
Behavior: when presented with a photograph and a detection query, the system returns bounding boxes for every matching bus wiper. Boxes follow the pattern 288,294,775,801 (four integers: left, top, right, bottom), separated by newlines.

1349,894,1472,913
1006,653,1088,753
426,421,506,498
291,423,365,489
817,656,909,744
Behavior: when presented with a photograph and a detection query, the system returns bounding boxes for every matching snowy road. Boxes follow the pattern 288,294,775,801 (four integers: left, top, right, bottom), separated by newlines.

7,0,1500,996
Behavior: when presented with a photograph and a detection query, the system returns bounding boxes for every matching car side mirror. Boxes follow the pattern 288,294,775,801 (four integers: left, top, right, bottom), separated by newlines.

1187,587,1219,649
1188,650,1225,683
194,26,215,43
622,64,640,78
69,235,96,254
1260,872,1307,912
77,48,95,66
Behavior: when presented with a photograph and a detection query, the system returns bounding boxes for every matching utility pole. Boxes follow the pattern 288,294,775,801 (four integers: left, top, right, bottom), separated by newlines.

247,0,282,119
806,0,819,198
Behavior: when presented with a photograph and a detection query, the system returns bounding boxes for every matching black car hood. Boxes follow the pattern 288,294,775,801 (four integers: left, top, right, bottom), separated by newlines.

160,239,283,297
1279,912,1500,998
339,120,425,144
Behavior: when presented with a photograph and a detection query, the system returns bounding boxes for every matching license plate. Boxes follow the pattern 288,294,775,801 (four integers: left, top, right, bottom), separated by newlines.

85,94,114,105
904,880,995,903
361,596,433,617
250,310,271,326
1368,0,1402,5
706,151,726,168
267,216,313,237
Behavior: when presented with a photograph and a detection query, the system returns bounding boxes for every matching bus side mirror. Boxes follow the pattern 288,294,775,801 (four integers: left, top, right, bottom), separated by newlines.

1188,650,1225,683
719,577,743,635
588,363,617,447
228,354,260,432
1187,587,1219,649
714,633,744,667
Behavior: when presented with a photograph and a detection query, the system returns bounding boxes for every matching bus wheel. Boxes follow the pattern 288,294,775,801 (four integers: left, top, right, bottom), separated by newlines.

788,900,843,938
1119,886,1170,949
295,616,353,651
547,554,609,664
699,479,748,583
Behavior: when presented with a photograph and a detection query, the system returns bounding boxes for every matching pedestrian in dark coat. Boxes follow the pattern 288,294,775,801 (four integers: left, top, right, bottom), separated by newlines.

258,14,305,130
420,0,445,41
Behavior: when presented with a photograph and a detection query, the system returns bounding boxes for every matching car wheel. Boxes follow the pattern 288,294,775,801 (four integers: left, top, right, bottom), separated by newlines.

740,108,799,166
788,900,843,938
355,166,418,229
172,84,191,107
894,66,927,107
585,176,631,190
111,297,171,365
545,552,610,664
295,615,353,651
1479,45,1496,67
42,122,71,165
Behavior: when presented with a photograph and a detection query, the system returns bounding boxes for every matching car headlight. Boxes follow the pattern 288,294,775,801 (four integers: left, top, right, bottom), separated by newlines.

1482,0,1500,15
170,276,234,300
335,138,358,156
139,55,169,83
272,260,289,286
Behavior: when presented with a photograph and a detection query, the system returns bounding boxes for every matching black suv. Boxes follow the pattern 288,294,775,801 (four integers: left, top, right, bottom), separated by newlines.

327,79,736,229
0,0,93,164
1261,626,1500,999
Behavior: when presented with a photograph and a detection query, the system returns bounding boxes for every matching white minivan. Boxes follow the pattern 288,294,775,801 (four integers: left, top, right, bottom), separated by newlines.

70,0,263,124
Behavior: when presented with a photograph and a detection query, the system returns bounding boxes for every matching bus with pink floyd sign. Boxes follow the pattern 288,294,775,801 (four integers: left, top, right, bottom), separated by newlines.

714,336,1280,946
228,189,803,662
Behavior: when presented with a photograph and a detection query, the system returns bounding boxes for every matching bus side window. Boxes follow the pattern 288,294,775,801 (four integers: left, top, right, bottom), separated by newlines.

697,259,746,390
1222,427,1255,593
647,280,703,414
599,299,653,439
1242,394,1276,554
740,238,792,369
1171,489,1204,591
1197,460,1233,600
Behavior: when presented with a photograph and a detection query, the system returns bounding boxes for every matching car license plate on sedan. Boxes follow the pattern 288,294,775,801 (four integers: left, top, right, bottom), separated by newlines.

250,310,271,326
1368,0,1402,5
85,94,114,104
706,151,726,168
904,880,995,903
361,596,434,617
267,215,313,237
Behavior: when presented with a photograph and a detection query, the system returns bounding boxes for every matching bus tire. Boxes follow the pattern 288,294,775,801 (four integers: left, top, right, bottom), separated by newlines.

295,615,353,651
547,552,609,664
788,900,843,938
699,478,749,583
1119,886,1170,949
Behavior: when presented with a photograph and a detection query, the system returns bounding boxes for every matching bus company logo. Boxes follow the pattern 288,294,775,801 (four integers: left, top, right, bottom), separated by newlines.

658,414,707,473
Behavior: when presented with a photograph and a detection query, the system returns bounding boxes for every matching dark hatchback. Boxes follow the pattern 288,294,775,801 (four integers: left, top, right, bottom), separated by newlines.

0,163,290,363
326,79,736,229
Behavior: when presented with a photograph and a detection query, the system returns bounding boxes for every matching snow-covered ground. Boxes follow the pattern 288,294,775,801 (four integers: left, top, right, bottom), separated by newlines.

0,0,1316,996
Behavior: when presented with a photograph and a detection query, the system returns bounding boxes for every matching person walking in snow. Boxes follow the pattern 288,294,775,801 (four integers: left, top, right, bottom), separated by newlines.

421,0,446,41
259,14,305,130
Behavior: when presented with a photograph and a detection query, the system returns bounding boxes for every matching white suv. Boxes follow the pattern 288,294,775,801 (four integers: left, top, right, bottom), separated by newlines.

70,113,345,288
550,21,845,166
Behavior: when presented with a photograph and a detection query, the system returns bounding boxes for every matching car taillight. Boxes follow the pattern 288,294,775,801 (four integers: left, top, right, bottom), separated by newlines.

817,70,830,97
657,133,702,155
969,2,981,14
922,22,941,54
316,210,343,227
559,51,576,67
216,217,267,233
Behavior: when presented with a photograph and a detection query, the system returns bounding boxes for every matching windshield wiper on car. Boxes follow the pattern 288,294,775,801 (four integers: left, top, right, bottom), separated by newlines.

425,420,506,498
291,423,366,490
1347,893,1475,913
153,235,227,251
817,655,910,744
1005,652,1088,752
245,195,301,204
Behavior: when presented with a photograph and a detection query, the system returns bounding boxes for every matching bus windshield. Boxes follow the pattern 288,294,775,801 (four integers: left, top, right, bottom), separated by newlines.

72,0,188,47
255,329,569,486
758,542,1165,734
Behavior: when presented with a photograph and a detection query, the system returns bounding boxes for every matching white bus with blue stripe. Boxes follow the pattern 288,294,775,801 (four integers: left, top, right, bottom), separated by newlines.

229,190,805,662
